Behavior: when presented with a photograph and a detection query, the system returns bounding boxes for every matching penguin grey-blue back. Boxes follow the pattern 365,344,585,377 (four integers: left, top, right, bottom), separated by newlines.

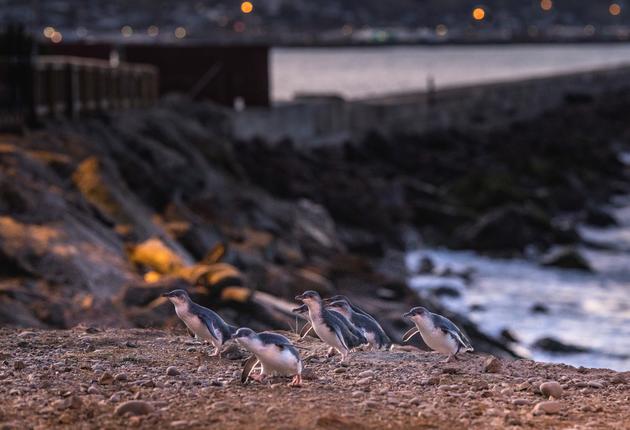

162,289,237,356
327,299,392,350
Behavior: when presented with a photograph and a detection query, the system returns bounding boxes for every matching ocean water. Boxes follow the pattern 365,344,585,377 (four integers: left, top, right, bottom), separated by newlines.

272,44,630,101
406,194,630,371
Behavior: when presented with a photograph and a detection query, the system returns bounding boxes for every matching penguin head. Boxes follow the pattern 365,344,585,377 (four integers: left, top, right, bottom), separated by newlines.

161,289,190,306
403,306,430,323
233,327,257,346
326,300,351,317
295,290,321,304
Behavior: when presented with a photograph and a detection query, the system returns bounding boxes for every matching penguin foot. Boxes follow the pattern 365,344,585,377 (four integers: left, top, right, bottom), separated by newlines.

289,374,303,387
444,355,458,363
250,373,267,384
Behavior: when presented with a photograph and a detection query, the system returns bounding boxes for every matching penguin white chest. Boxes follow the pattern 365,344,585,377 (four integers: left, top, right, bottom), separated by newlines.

311,317,346,352
256,345,300,376
176,307,219,344
417,326,458,355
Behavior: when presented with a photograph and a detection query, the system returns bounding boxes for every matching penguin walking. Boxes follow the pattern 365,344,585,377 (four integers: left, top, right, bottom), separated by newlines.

403,307,473,362
295,290,366,361
234,328,303,387
327,299,392,350
162,289,237,356
324,295,375,321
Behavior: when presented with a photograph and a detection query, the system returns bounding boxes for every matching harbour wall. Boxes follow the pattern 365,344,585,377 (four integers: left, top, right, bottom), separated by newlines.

230,65,630,146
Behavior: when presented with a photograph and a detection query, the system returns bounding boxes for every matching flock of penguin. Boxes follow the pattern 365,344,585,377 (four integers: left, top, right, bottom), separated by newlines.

162,289,474,387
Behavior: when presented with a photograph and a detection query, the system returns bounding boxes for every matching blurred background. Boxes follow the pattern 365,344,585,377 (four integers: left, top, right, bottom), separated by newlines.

1,1,629,371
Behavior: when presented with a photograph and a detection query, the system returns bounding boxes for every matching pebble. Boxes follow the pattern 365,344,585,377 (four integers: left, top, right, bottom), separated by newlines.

539,381,563,399
166,367,180,376
109,392,124,403
197,366,208,373
351,391,363,398
588,380,606,389
409,397,422,406
483,357,502,373
115,373,128,382
114,400,155,417
99,372,114,385
358,370,374,378
532,401,562,416
13,361,25,371
333,367,347,374
87,385,101,395
357,377,372,386
362,400,379,409
511,398,530,406
170,421,189,428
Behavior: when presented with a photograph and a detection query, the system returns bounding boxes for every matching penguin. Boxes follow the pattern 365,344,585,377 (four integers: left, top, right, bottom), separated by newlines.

295,290,366,361
234,328,303,387
162,289,237,356
402,306,474,362
327,299,392,350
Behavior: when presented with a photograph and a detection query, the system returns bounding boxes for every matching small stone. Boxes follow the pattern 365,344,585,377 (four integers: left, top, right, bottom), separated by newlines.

512,398,530,406
109,392,124,403
532,401,562,416
115,373,128,382
99,372,114,385
114,400,155,417
197,366,208,373
170,421,189,428
140,380,155,388
357,377,372,386
539,381,563,399
166,366,180,377
333,367,347,374
409,397,422,406
87,385,101,395
210,379,224,387
351,391,363,398
358,370,374,378
13,361,25,371
483,357,502,373
588,380,606,389
362,400,379,409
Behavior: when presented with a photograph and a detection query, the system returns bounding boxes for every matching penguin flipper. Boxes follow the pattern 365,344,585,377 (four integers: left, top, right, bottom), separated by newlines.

402,327,419,342
299,322,314,339
241,355,260,384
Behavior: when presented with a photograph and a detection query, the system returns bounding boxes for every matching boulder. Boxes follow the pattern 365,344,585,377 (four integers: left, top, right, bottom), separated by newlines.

541,247,592,271
532,337,590,354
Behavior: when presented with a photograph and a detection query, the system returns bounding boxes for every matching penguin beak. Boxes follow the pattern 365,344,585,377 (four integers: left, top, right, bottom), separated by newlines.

161,292,173,298
402,311,413,319
295,294,306,301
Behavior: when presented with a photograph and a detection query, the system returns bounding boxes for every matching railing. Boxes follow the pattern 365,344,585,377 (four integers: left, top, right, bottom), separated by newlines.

33,56,159,119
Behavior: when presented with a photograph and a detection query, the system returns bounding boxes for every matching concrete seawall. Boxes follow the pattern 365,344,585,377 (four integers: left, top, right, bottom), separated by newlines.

231,65,630,146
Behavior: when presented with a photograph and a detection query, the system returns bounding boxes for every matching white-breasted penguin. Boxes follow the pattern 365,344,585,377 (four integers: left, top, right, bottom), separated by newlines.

295,290,366,361
162,289,237,356
327,299,392,350
234,327,303,386
403,306,473,362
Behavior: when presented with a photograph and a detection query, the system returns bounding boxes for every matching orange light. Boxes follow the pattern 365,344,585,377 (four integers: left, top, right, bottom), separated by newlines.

540,0,553,11
241,1,253,14
610,3,622,16
472,7,486,21
50,31,63,43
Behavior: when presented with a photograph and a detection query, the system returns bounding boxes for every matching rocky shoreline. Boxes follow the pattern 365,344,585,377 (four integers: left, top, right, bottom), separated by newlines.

0,328,628,429
1,88,629,360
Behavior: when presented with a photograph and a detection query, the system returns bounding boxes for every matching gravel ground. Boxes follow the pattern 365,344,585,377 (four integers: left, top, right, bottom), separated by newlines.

0,328,628,429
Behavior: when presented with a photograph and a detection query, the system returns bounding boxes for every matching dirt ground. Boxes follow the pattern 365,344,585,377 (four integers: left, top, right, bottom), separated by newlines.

0,328,628,429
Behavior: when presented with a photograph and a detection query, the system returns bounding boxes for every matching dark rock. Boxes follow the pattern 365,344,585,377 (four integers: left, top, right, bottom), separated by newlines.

530,303,550,314
584,207,617,227
532,337,591,354
430,286,461,298
541,247,592,271
418,256,435,274
499,328,519,343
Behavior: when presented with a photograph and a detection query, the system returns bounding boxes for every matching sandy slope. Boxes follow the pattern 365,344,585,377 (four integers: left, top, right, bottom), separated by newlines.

0,328,628,429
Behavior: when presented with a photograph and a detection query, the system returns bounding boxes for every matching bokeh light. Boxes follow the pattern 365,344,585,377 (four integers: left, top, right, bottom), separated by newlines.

147,25,159,37
50,31,62,43
435,24,448,37
174,27,187,39
472,7,486,21
43,26,55,38
610,3,622,16
241,1,254,14
121,25,133,37
540,0,553,11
